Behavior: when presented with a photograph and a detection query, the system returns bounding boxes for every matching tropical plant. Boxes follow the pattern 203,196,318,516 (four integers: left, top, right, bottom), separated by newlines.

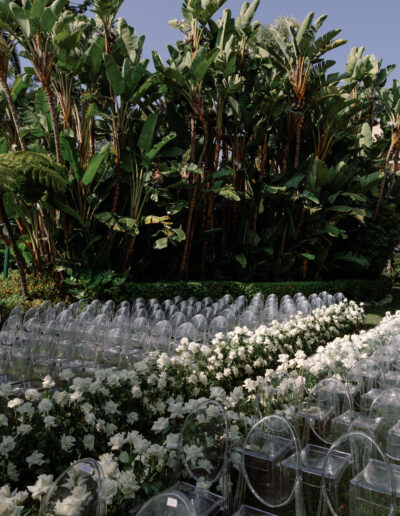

0,0,398,283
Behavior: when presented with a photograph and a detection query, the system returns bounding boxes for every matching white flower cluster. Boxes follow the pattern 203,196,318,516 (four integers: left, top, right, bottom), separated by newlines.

0,300,364,512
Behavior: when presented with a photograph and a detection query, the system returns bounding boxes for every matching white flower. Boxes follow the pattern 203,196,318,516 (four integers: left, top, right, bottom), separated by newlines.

85,412,96,426
60,435,76,452
103,478,118,504
164,433,180,450
0,436,16,457
17,402,34,418
98,453,119,479
126,412,139,424
0,485,28,515
27,474,54,500
131,386,142,398
7,398,23,409
83,434,95,451
42,375,55,389
117,470,139,499
16,424,32,436
7,462,19,482
59,369,74,382
151,417,169,433
105,423,118,435
26,450,45,467
104,401,120,415
24,389,41,402
69,391,83,403
133,436,151,455
53,391,69,407
53,485,91,515
147,444,165,458
108,433,125,450
43,416,57,429
38,398,53,414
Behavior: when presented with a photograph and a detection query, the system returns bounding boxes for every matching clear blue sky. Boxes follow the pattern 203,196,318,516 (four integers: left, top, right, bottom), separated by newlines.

118,0,400,80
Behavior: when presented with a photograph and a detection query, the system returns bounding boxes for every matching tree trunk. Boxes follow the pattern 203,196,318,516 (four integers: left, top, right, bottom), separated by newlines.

276,222,289,270
294,206,306,241
0,74,26,151
374,142,394,220
122,235,137,273
0,194,28,296
294,117,302,169
44,86,62,164
386,147,400,198
179,116,198,277
180,185,198,276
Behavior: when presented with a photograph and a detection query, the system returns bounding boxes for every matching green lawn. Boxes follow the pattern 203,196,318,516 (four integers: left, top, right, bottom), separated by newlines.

364,286,400,327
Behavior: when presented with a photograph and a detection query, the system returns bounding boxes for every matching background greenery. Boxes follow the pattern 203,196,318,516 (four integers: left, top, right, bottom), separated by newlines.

0,0,399,295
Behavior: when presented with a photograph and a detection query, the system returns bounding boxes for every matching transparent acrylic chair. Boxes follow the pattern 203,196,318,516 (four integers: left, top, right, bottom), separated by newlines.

208,317,228,340
294,378,353,515
301,377,353,445
234,414,304,516
137,400,230,516
321,431,396,516
371,346,400,373
369,388,400,462
170,312,188,331
137,490,196,516
239,311,258,331
174,323,202,344
40,458,106,516
151,321,173,354
331,359,386,440
191,315,208,344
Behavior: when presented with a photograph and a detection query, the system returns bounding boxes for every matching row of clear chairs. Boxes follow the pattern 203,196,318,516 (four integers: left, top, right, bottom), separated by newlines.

0,291,346,390
46,395,398,516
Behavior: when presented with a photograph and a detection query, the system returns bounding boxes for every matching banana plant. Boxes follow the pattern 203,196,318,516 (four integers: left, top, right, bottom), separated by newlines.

0,151,68,294
262,12,347,170
0,31,26,151
0,0,87,163
91,112,180,271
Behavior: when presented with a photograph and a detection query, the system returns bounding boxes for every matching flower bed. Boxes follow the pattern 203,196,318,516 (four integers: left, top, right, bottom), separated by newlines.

0,300,364,513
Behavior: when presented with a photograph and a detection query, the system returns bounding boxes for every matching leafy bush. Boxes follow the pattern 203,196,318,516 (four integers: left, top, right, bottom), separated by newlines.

0,271,64,319
67,270,392,304
392,256,400,283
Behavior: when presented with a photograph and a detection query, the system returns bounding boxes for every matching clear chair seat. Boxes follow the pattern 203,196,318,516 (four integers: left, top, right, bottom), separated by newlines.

350,458,400,496
332,410,383,439
244,434,293,465
281,444,351,486
360,388,385,411
233,504,277,516
170,482,223,515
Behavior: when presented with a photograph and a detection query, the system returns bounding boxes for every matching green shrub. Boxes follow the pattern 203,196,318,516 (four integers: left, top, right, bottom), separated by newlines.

0,271,64,320
0,268,392,321
67,270,392,304
392,256,400,283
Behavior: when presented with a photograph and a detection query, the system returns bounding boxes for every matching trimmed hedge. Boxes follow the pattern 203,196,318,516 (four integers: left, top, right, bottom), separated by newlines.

122,279,392,303
0,269,392,321
68,270,392,304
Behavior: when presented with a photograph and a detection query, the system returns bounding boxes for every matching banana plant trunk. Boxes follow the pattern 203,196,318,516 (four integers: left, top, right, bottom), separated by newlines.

374,142,394,219
0,73,26,151
0,193,28,296
44,86,62,164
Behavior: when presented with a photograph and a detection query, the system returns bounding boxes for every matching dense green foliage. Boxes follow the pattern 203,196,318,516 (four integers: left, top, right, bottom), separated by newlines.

0,0,399,290
0,271,63,319
0,269,391,320
65,269,393,303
